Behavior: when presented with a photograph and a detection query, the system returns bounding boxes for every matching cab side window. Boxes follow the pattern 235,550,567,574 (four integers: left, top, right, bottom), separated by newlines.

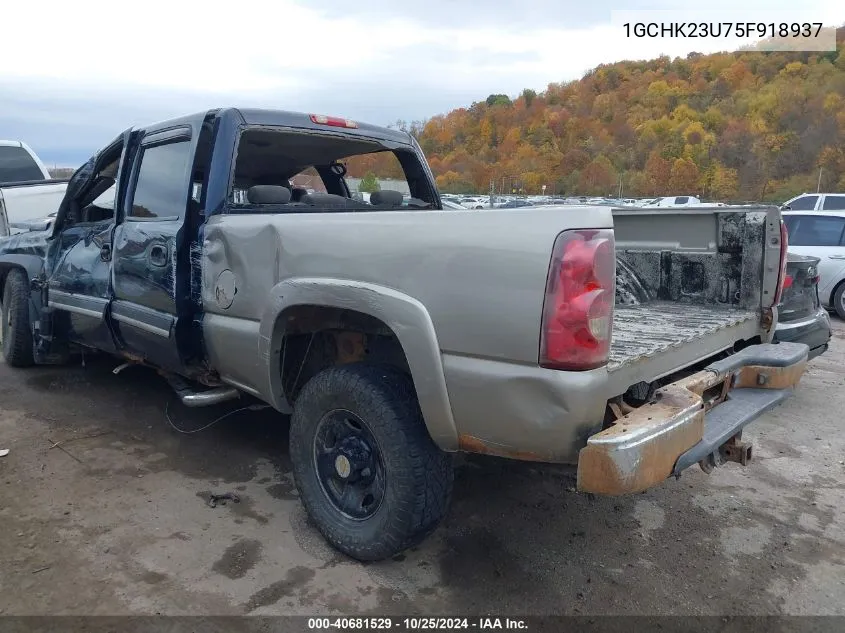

130,141,192,220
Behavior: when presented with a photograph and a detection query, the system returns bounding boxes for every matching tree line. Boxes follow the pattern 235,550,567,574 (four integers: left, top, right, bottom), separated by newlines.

347,30,845,202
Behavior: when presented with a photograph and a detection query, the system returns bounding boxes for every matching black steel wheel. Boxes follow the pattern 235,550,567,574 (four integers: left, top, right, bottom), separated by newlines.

313,409,386,520
290,363,453,561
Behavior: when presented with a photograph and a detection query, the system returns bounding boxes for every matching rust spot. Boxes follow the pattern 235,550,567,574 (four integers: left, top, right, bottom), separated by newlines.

118,351,146,363
733,361,807,390
457,434,546,462
608,397,637,420
578,351,808,496
578,385,704,495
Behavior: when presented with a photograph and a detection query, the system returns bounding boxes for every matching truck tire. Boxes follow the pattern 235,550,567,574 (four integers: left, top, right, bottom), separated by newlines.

1,269,35,367
289,363,453,561
833,282,845,320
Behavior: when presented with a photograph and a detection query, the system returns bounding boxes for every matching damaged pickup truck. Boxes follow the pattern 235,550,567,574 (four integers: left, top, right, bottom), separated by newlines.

0,108,809,561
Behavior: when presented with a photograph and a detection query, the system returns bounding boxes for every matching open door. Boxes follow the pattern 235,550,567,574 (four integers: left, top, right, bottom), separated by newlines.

45,134,129,353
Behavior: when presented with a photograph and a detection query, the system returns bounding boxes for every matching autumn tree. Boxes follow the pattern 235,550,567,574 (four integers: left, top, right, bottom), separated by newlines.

644,153,672,194
436,171,475,194
415,32,845,201
709,163,740,200
522,88,537,108
579,156,617,195
670,158,700,193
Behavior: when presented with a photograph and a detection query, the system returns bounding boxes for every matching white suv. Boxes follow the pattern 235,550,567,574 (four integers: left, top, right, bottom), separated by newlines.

782,193,845,211
783,210,845,318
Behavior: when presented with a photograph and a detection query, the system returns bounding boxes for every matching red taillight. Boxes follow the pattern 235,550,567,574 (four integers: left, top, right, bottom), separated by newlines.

773,220,789,304
782,275,793,290
309,114,358,128
540,229,615,371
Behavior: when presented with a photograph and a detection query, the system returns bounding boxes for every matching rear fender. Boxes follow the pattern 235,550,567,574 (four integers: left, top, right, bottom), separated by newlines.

259,278,459,450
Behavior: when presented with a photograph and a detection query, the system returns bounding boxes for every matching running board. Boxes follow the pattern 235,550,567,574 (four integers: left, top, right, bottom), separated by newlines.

164,374,240,407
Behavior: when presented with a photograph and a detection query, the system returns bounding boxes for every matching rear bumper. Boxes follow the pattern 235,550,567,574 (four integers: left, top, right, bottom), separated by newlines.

773,307,830,360
577,342,809,495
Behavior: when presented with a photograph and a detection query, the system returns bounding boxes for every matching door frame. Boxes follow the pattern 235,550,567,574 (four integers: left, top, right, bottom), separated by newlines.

45,134,131,350
107,119,204,371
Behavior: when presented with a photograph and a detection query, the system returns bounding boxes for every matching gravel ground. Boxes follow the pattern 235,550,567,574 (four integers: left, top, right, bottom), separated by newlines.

0,322,843,617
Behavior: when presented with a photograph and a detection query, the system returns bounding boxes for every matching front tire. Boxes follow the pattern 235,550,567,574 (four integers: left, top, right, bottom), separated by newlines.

1,269,35,367
289,363,453,561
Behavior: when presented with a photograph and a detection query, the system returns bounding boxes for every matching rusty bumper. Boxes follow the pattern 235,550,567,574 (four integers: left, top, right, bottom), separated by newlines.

577,342,809,496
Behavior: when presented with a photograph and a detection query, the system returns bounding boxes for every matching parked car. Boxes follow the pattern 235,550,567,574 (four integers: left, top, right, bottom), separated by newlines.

499,199,533,208
460,196,489,209
782,211,845,318
773,253,830,359
0,108,807,562
782,192,845,211
635,198,659,207
643,195,702,207
0,140,69,237
442,199,468,209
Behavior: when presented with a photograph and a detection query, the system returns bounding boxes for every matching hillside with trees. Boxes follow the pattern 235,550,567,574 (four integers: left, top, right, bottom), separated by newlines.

350,31,845,202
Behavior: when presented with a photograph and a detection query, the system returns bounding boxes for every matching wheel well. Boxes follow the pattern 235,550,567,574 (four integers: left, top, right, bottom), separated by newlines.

276,305,412,404
829,278,845,308
0,264,36,298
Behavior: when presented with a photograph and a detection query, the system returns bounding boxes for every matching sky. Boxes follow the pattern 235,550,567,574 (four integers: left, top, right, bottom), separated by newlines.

1,0,842,167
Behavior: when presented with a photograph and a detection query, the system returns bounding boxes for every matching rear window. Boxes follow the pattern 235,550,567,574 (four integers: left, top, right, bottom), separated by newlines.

229,128,430,211
344,153,409,200
784,215,845,246
786,195,818,210
822,195,845,211
0,145,45,183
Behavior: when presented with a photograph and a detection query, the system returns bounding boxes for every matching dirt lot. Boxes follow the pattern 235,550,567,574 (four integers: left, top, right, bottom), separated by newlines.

1,323,844,617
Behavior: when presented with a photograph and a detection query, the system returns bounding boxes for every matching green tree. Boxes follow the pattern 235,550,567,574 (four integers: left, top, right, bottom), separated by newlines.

521,88,537,108
359,171,381,193
486,94,512,107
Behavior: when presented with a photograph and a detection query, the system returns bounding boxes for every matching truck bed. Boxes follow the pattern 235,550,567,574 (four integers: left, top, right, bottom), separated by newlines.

605,206,779,397
609,302,757,371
